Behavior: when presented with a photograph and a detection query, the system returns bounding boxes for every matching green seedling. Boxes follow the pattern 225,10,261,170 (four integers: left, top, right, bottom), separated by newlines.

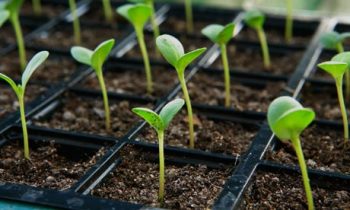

32,0,42,15
132,98,184,203
243,10,271,69
102,0,113,22
268,96,315,210
156,34,206,148
71,39,115,131
0,51,49,160
1,0,27,70
185,0,193,33
68,0,81,44
202,23,235,107
285,0,293,42
117,4,153,94
318,56,349,142
0,11,9,26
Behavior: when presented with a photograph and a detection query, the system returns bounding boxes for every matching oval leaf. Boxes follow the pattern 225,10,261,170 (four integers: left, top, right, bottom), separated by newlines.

132,107,164,132
156,34,184,68
159,98,185,129
0,73,18,94
332,52,350,67
320,32,341,49
177,48,207,74
91,39,115,72
201,24,224,44
217,23,235,45
117,4,151,29
0,11,9,27
71,46,93,66
116,4,133,22
243,10,265,29
318,61,348,79
22,51,49,89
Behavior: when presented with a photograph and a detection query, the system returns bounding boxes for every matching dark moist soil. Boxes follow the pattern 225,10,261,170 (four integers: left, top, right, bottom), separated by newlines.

21,1,67,18
188,72,286,112
80,3,127,25
91,146,231,209
33,93,153,137
211,45,303,75
0,141,105,190
243,171,350,209
139,110,258,155
80,65,178,98
310,51,337,81
0,25,31,49
267,125,350,174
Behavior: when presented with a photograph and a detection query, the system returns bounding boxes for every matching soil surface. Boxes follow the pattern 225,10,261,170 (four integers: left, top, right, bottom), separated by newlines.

0,140,105,190
267,125,350,174
33,93,153,137
139,110,258,155
91,146,231,209
0,24,31,49
80,64,178,98
187,72,286,112
21,1,67,18
243,171,350,209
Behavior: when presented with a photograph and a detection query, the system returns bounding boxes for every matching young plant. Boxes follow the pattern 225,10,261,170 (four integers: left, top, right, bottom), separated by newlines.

132,98,184,203
185,0,193,33
243,10,271,69
68,0,81,44
102,0,113,22
156,34,206,148
32,0,42,15
1,0,27,70
285,0,293,43
117,4,153,94
202,23,235,107
71,39,115,131
0,51,49,160
268,96,315,210
318,55,349,142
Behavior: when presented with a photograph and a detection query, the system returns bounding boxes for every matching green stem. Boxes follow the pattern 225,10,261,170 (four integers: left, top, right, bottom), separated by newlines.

336,43,350,102
18,95,29,160
32,0,42,15
136,28,153,94
147,0,160,42
335,77,349,142
291,134,314,210
69,0,81,44
157,130,165,203
97,72,111,131
285,0,293,43
102,0,113,23
184,0,193,34
220,44,231,107
10,13,26,70
257,28,271,69
178,73,194,148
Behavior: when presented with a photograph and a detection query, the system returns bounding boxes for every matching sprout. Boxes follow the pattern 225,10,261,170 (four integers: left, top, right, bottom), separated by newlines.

1,0,27,70
32,0,42,15
268,96,315,210
202,23,235,107
117,4,153,94
0,51,49,160
285,0,293,43
102,0,113,22
185,0,193,33
243,10,271,69
318,55,349,142
132,98,185,203
68,0,81,44
156,34,206,148
71,39,115,131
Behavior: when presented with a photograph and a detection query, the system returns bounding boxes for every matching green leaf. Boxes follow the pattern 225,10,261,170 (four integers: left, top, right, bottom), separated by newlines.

340,32,350,42
156,34,184,68
5,0,24,14
332,52,350,67
71,46,93,66
320,32,342,49
243,10,265,29
132,107,164,132
116,4,151,29
159,98,184,129
318,61,348,79
177,48,206,73
201,23,235,45
21,51,49,90
268,96,315,141
0,11,9,27
91,39,115,72
0,72,18,93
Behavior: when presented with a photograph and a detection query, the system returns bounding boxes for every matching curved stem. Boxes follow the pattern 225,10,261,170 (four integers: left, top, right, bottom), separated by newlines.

102,0,113,23
32,0,42,16
285,0,293,43
69,0,81,44
136,28,153,94
97,72,111,131
157,130,165,203
178,73,194,148
335,77,349,142
11,13,26,70
185,0,193,34
291,134,314,210
18,95,29,159
257,28,271,69
220,44,231,107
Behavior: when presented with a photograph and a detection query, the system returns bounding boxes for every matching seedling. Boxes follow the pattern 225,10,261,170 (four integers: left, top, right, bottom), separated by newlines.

285,0,293,42
268,96,315,210
243,10,271,69
318,55,349,142
102,0,113,22
117,4,153,94
0,51,49,160
185,0,193,33
202,23,235,107
71,39,115,131
132,98,184,203
1,0,27,70
32,0,42,15
156,34,206,148
68,0,81,44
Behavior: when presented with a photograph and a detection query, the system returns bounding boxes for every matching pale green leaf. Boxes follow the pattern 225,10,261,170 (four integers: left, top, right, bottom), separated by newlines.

132,107,164,132
5,0,24,14
318,61,348,79
243,10,265,29
91,39,115,72
159,98,184,129
202,23,235,45
156,34,184,68
116,4,151,29
320,32,342,49
21,51,49,90
332,52,350,67
71,46,93,66
177,48,206,74
0,11,9,27
0,72,18,94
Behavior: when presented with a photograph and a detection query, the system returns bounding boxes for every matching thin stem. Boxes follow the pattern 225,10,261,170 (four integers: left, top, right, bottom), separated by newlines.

257,28,271,69
97,72,111,131
136,28,153,94
10,13,26,70
32,0,42,15
69,0,81,44
220,44,231,107
285,0,293,43
18,95,29,160
184,0,193,34
158,130,165,203
102,0,113,23
147,0,160,42
335,77,349,142
178,73,194,148
336,43,350,102
291,134,314,210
